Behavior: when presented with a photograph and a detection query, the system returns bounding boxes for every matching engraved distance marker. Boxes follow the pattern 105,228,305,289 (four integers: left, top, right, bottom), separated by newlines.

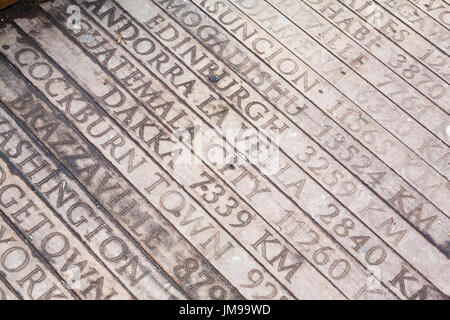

43,0,396,300
189,0,450,181
145,0,450,217
300,0,450,105
2,0,446,300
0,20,340,300
408,0,450,28
225,0,450,248
218,0,450,230
0,91,241,301
308,0,450,84
0,65,187,299
72,0,447,262
366,0,450,53
0,66,298,301
0,105,186,300
41,1,412,298
234,0,450,166
47,0,448,298
0,103,239,300
0,29,262,297
38,3,397,299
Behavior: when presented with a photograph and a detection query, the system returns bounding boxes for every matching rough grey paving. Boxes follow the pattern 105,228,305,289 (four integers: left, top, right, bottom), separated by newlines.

0,0,448,300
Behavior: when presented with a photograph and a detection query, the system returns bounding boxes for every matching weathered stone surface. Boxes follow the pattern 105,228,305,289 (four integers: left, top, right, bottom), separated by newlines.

0,0,448,300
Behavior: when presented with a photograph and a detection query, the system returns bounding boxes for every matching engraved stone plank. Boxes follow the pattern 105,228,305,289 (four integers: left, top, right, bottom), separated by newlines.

0,278,20,300
0,24,280,300
0,87,240,300
0,66,298,302
33,1,399,299
104,0,449,295
41,0,389,300
39,0,446,298
142,0,450,217
276,0,450,113
0,0,448,300
3,16,348,300
368,0,450,54
0,105,186,300
72,0,448,268
0,153,134,300
407,0,450,28
304,0,450,92
0,213,74,300
28,0,446,298
230,0,450,175
180,1,449,198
